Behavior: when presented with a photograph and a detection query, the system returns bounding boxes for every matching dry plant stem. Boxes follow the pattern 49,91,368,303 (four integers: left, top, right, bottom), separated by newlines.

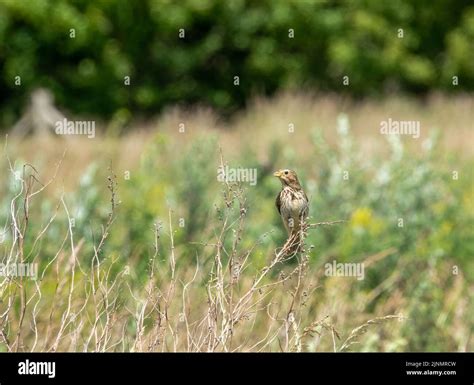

339,315,404,351
145,222,162,352
181,254,200,351
206,155,346,351
3,143,26,351
50,195,77,352
12,164,39,351
94,166,118,258
168,209,176,279
87,167,120,352
307,220,346,228
1,137,65,352
0,142,410,352
206,151,336,351
163,209,177,351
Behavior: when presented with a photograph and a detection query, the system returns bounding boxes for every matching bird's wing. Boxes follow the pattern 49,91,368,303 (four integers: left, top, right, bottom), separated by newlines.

303,190,309,203
301,191,309,218
275,191,282,215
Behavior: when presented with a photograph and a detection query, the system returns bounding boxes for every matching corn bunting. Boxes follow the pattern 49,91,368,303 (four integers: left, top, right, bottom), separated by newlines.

274,169,309,253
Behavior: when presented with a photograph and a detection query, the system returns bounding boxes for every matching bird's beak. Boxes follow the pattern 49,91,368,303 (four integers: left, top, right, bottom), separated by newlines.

273,170,282,178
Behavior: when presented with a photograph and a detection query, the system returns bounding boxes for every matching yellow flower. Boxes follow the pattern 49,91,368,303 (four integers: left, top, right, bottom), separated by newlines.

440,221,453,235
351,207,373,229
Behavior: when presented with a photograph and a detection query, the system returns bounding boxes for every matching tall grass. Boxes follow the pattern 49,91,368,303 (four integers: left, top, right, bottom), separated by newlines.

0,93,472,351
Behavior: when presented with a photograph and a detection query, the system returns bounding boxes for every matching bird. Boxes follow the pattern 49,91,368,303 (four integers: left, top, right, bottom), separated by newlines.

273,169,309,254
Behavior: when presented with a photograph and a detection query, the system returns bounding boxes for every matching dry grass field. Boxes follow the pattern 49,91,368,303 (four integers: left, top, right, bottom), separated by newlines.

0,92,472,352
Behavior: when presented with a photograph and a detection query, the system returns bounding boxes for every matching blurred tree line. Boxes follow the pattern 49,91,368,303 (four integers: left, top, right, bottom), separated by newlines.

0,0,473,127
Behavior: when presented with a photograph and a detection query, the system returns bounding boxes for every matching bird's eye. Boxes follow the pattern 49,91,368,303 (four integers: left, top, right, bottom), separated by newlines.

284,171,289,175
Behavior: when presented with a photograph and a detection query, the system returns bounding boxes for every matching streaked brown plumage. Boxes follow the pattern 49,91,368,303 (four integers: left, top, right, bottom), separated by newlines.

274,169,309,253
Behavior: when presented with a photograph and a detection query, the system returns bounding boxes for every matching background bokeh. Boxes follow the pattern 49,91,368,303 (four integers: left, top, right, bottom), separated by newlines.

0,0,473,126
0,0,472,352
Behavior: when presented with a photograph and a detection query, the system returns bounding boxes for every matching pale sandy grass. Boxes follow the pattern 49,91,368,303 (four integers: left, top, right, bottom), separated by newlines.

1,92,472,195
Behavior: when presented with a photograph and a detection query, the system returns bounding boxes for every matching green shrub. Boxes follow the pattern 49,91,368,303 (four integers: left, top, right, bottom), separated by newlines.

1,0,473,127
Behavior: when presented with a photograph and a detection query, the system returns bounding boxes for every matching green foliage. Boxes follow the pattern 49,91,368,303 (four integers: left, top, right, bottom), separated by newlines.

0,111,472,350
1,0,473,126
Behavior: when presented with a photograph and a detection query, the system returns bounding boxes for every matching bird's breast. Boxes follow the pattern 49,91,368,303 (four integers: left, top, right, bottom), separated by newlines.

279,187,308,217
